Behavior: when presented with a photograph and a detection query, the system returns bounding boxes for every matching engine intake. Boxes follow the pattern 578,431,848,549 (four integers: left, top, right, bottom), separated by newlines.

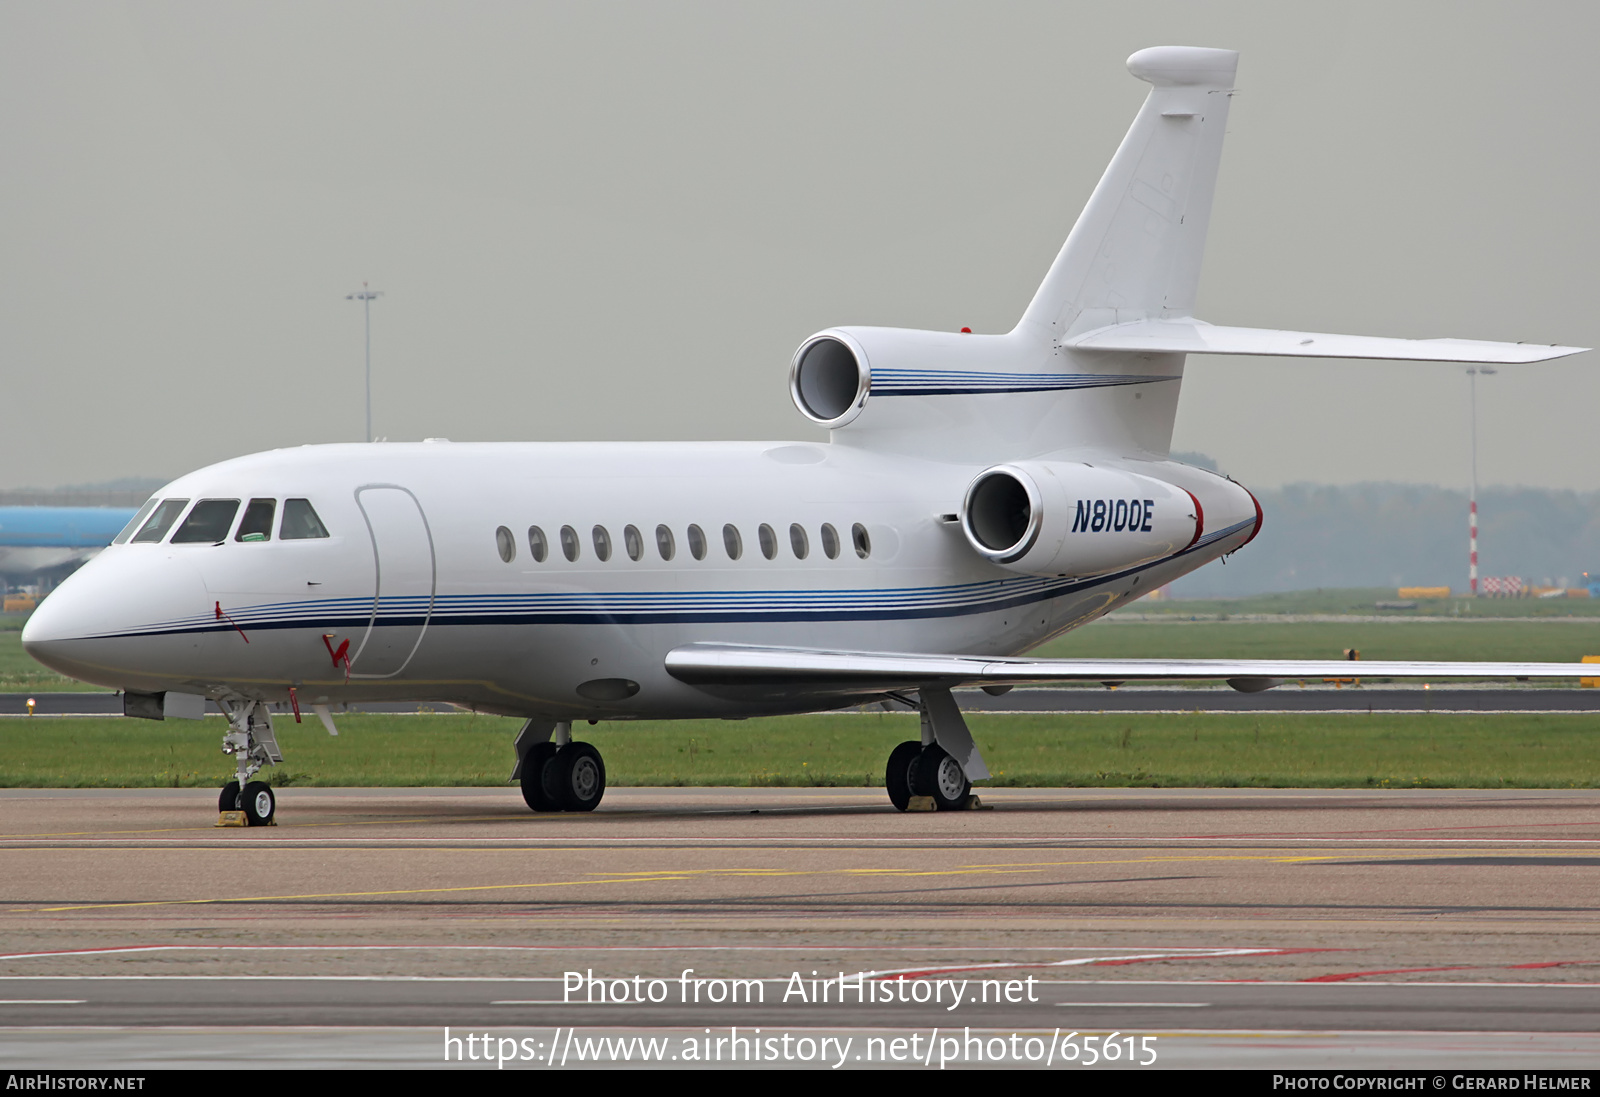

790,332,870,427
963,466,1043,564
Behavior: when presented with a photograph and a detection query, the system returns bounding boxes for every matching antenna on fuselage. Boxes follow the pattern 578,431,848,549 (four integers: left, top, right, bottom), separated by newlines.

344,282,384,443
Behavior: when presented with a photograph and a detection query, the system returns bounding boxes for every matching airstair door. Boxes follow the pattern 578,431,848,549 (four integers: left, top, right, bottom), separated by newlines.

347,485,436,678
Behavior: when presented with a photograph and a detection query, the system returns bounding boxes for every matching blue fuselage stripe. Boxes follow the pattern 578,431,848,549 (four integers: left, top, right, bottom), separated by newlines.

93,518,1255,640
870,371,1178,396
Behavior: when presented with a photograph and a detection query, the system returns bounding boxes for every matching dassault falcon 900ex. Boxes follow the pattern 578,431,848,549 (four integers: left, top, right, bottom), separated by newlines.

22,47,1590,824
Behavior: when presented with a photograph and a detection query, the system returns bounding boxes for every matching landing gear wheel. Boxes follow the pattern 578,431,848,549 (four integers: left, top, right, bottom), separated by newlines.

910,744,970,811
241,781,275,826
885,740,922,812
218,781,242,813
548,742,606,812
519,742,561,812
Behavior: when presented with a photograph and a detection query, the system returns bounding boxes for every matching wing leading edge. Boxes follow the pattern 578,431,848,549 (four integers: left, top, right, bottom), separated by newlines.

665,642,1597,694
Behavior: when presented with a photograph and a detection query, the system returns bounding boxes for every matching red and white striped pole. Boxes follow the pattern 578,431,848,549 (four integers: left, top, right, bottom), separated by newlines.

1467,366,1494,596
1469,498,1478,596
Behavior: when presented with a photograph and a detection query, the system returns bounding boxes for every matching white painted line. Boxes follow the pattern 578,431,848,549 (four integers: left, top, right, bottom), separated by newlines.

0,944,1248,961
3,844,1587,850
1055,1001,1210,1007
1055,980,1600,989
862,947,1292,980
0,999,86,1005
0,975,555,982
5,976,1595,990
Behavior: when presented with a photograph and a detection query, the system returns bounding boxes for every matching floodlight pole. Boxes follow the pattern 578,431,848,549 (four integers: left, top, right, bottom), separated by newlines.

345,283,383,442
1467,366,1496,596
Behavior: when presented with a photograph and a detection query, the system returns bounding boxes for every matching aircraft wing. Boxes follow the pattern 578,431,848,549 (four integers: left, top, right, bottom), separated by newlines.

665,642,1598,695
1065,318,1588,363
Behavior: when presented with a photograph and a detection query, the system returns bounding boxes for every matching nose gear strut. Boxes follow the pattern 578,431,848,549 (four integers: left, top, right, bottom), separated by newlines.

218,699,283,826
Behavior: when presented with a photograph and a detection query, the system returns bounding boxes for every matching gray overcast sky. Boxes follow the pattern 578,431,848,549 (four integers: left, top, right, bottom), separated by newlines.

2,1,1595,491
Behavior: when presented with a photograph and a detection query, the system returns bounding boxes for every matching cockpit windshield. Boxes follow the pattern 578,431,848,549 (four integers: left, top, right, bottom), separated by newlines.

235,499,276,542
171,500,241,544
280,499,330,540
113,499,159,545
130,499,190,544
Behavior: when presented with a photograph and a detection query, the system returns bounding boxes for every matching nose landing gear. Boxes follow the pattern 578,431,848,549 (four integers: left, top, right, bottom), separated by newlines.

219,699,282,827
512,720,607,812
242,781,276,825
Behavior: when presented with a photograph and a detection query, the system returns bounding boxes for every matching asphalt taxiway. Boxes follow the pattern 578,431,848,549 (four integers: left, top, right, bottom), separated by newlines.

1,786,1597,1068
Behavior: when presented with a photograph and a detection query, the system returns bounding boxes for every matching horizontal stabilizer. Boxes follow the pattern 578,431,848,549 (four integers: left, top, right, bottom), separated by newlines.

1066,318,1587,364
666,643,1598,693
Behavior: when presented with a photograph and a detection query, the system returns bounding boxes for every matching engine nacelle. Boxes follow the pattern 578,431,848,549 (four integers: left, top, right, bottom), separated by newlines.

960,461,1199,578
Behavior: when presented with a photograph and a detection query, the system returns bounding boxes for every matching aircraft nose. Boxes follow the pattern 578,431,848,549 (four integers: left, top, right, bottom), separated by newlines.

22,549,209,688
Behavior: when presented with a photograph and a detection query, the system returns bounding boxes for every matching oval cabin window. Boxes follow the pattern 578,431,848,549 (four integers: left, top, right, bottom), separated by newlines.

722,524,743,560
789,523,809,560
687,524,706,561
623,524,643,561
528,526,548,562
495,526,516,563
852,523,871,559
820,523,840,560
656,524,676,561
560,525,580,562
592,525,612,562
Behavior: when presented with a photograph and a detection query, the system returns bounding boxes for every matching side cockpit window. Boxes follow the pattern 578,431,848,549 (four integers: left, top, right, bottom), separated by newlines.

171,500,241,544
235,499,276,542
114,499,159,545
130,499,191,544
280,498,331,540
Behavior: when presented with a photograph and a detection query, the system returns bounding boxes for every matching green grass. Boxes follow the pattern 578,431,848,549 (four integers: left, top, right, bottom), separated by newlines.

1,711,1596,790
1118,587,1600,618
0,628,113,693
1031,618,1600,664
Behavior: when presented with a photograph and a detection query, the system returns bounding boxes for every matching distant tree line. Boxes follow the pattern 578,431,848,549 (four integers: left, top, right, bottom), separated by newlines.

1171,481,1600,596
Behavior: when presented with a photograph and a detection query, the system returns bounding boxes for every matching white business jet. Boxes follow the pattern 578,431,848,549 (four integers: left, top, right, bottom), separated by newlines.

22,47,1589,824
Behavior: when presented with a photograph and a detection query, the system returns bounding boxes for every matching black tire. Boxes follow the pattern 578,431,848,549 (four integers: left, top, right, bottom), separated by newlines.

219,781,241,813
242,781,275,826
885,740,922,811
549,742,606,812
519,742,561,812
539,745,568,807
912,744,970,811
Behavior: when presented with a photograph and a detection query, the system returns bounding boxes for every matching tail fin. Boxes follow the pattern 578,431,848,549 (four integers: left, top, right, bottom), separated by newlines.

1015,47,1237,342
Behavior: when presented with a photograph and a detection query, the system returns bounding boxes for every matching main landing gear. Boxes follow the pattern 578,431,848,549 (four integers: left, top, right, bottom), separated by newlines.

512,720,606,812
885,740,971,811
219,699,282,826
884,687,991,812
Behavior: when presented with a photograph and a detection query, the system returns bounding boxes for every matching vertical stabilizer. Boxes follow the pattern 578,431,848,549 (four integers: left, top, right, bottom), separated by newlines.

1015,47,1237,343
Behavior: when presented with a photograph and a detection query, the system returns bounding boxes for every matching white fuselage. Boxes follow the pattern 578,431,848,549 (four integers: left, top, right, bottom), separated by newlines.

20,439,1258,720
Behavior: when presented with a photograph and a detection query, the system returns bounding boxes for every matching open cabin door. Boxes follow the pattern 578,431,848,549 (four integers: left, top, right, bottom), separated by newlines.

347,485,436,678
